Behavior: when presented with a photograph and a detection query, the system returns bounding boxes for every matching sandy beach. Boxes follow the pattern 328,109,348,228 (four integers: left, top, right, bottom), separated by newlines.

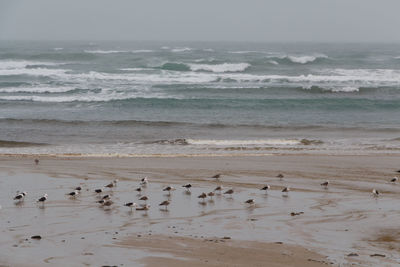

0,154,399,266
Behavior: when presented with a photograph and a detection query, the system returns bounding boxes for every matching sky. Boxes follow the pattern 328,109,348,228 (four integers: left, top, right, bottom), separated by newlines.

0,0,399,42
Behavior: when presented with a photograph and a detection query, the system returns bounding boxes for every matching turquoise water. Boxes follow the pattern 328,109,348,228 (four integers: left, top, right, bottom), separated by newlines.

0,41,400,155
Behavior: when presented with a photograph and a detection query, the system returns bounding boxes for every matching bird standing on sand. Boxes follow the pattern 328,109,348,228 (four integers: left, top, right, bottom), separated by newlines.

321,180,329,188
390,177,398,183
260,185,270,193
212,174,221,179
182,184,192,192
101,200,113,207
37,194,48,205
14,191,27,202
277,174,284,179
75,186,82,191
34,159,39,165
139,196,148,203
223,189,234,196
95,188,103,194
159,200,170,210
372,189,380,197
135,187,142,195
124,202,137,210
207,192,215,199
140,177,148,186
198,192,207,202
282,187,290,195
136,204,150,211
67,190,79,198
163,186,175,195
214,186,223,193
245,199,255,205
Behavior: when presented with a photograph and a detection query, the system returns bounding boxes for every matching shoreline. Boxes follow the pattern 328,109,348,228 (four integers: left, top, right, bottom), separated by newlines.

1,154,399,266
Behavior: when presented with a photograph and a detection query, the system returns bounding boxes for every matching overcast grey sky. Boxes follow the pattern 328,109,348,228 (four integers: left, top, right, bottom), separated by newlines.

0,0,399,42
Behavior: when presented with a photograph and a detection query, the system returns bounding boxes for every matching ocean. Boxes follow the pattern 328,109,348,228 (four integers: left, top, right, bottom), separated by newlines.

0,41,400,156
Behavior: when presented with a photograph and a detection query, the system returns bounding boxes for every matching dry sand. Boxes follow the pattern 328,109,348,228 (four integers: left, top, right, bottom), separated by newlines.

0,154,399,266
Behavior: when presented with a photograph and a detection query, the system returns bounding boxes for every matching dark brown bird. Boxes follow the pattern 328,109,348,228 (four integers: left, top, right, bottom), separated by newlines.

124,202,137,209
390,177,398,183
14,192,27,201
95,188,103,194
214,185,222,192
320,181,329,187
212,174,221,179
260,185,270,192
159,200,170,210
198,192,207,201
182,184,192,191
277,174,284,179
245,199,255,205
163,186,175,195
224,189,234,195
136,204,150,211
139,196,148,202
34,158,39,165
75,186,82,191
207,192,215,198
282,187,290,193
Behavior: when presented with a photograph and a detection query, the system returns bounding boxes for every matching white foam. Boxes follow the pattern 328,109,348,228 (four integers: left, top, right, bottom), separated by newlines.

0,86,75,93
53,47,64,51
0,60,60,70
228,51,260,54
268,60,279,65
188,63,250,73
130,50,154,53
185,139,301,146
0,68,67,77
0,91,179,102
171,47,192,52
84,50,129,54
287,54,328,64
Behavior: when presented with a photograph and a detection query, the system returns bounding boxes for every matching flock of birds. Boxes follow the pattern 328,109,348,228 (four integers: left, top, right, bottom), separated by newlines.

4,159,400,211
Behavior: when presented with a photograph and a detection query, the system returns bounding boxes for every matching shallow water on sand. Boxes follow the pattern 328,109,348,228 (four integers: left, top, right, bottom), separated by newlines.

1,168,400,266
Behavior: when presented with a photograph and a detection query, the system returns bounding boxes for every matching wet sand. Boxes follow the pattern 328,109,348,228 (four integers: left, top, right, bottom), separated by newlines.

0,154,399,266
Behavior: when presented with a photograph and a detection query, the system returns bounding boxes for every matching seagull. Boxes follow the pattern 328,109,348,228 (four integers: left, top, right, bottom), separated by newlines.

135,187,142,194
198,192,207,202
163,186,175,195
214,186,223,193
245,199,255,205
223,189,234,196
102,200,114,207
260,185,270,193
105,182,115,189
136,204,150,211
124,202,137,210
159,200,170,210
94,188,103,194
182,184,192,191
140,177,148,186
34,158,39,165
37,194,48,205
139,196,148,203
67,190,79,198
282,187,290,194
390,177,398,183
14,191,27,202
372,189,380,197
212,174,221,179
321,180,329,188
207,192,215,199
